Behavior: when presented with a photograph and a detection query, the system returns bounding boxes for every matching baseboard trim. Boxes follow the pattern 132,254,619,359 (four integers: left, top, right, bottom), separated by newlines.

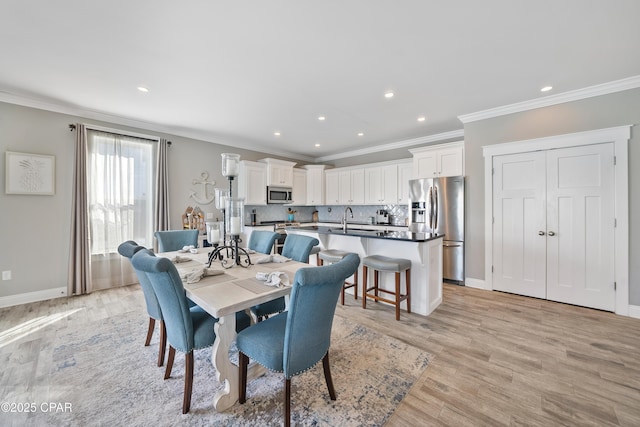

628,305,640,319
0,287,67,308
464,277,488,290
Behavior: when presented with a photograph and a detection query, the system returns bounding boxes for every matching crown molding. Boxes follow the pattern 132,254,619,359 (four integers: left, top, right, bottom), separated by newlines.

0,90,316,163
315,129,464,162
458,75,640,124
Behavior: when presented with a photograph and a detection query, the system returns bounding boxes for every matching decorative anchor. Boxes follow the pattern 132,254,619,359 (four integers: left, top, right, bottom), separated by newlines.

189,172,216,205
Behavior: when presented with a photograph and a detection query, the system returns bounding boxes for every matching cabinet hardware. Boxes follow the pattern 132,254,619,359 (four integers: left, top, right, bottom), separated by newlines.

548,231,556,236
538,231,546,236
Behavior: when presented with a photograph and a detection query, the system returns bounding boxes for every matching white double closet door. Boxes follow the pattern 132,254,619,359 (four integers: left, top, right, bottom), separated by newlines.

493,143,615,311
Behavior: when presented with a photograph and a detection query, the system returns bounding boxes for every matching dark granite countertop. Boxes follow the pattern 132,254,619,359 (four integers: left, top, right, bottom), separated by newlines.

287,225,444,243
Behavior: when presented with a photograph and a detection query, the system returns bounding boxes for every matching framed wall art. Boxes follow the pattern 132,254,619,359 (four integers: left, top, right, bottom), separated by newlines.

5,151,56,195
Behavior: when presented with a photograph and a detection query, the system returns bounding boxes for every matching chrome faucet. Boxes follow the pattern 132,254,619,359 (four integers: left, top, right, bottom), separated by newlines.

342,206,353,232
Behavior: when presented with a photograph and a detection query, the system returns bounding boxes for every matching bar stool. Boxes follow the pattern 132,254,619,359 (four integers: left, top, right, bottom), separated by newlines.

309,246,321,265
362,255,411,320
318,249,358,305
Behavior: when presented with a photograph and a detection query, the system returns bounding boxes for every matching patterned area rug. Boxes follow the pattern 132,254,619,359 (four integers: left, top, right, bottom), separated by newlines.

7,310,430,426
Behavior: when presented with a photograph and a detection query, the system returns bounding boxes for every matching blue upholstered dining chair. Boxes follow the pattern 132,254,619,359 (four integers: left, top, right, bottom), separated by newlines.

154,229,199,252
130,249,251,414
250,234,320,321
117,240,167,367
248,230,279,255
237,253,360,427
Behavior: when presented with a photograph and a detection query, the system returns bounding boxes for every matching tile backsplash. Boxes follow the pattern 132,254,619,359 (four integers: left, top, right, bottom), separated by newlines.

246,204,408,226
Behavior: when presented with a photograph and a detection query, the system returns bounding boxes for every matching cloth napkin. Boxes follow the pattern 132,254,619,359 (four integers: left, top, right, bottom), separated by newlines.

171,255,192,263
182,267,225,283
254,254,291,264
255,271,290,287
177,245,196,253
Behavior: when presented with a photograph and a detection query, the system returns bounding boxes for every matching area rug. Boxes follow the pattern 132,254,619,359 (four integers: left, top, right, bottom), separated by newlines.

6,310,430,427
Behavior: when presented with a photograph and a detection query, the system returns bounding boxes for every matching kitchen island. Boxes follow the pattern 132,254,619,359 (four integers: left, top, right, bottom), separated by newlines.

286,225,444,316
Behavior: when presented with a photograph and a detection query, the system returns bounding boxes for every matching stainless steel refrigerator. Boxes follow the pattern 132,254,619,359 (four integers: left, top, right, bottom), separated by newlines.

408,176,465,284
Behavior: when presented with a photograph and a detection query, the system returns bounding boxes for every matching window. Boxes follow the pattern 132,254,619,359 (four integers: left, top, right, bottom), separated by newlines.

87,130,156,288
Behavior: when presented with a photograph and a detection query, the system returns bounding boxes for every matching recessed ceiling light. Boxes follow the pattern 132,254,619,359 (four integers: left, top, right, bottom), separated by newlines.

357,132,364,137
274,132,281,136
384,91,394,99
417,116,426,122
137,86,149,93
541,86,553,92
318,116,326,121
315,143,321,147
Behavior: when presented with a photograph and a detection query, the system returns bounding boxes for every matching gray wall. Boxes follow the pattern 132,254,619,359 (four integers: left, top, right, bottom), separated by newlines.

463,88,640,305
2,87,639,306
0,101,302,299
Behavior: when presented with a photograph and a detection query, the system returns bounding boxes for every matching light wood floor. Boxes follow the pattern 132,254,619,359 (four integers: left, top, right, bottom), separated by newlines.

2,283,640,426
337,284,640,427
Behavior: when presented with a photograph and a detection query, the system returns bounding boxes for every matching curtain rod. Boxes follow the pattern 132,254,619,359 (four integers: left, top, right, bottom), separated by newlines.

68,123,171,145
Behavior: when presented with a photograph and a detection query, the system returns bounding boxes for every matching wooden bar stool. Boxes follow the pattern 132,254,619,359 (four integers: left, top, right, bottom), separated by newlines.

318,249,358,305
362,255,411,320
309,245,321,265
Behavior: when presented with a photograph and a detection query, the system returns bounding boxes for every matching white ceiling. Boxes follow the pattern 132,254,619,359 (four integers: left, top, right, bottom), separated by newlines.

1,1,639,161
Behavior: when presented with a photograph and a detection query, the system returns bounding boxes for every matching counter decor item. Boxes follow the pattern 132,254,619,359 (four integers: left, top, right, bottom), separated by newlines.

207,153,251,269
287,208,296,221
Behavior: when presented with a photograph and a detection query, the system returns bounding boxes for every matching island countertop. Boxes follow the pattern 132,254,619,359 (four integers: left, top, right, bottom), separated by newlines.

286,225,444,243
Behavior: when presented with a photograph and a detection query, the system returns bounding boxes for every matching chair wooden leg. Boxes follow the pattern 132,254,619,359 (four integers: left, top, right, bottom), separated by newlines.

353,269,358,300
165,346,175,380
374,271,379,300
239,352,248,404
322,352,337,400
145,317,155,346
183,351,193,414
158,320,167,367
406,269,411,314
362,266,368,309
285,378,291,427
395,272,401,321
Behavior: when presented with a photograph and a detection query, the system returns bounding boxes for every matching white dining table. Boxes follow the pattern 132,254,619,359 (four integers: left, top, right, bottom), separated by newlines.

158,248,307,412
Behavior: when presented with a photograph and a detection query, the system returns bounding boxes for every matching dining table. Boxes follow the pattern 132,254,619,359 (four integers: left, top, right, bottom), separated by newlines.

157,247,308,412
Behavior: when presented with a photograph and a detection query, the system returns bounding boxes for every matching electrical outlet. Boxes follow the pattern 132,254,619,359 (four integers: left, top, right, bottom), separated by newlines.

2,271,11,281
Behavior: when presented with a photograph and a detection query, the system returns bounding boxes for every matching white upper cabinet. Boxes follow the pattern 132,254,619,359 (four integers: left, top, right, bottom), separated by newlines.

410,141,464,178
397,160,413,204
259,158,297,187
291,168,307,205
325,170,340,204
238,160,267,205
364,163,398,204
325,167,364,205
303,165,327,205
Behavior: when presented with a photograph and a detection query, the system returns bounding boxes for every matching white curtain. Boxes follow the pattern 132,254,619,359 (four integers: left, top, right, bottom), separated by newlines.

87,130,156,290
69,126,169,294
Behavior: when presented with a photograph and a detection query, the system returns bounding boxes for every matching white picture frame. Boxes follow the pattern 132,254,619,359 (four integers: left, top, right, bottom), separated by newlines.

5,151,56,195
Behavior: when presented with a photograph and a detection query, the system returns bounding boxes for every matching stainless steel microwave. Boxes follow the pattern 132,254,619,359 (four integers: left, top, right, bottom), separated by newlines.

267,186,292,204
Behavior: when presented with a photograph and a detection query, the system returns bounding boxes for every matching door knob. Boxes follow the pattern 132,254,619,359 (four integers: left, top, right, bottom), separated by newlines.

548,231,556,236
538,231,546,236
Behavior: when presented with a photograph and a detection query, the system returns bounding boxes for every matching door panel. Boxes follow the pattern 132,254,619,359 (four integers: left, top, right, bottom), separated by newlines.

546,144,615,311
493,152,546,298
